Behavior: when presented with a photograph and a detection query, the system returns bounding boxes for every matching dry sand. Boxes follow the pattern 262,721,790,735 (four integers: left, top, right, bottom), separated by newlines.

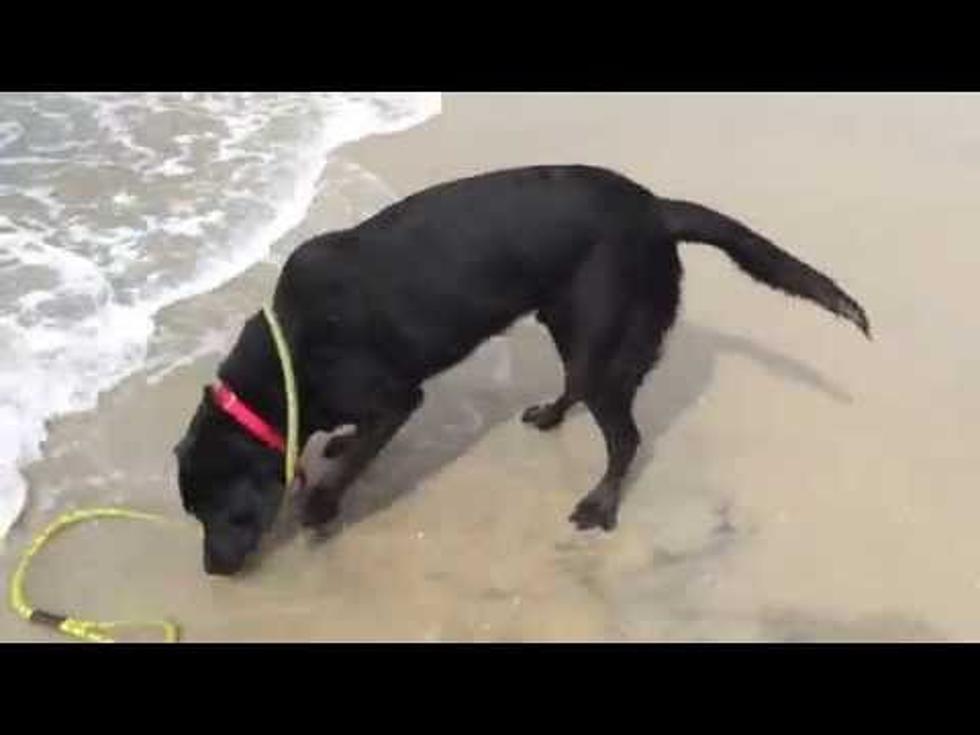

2,93,978,641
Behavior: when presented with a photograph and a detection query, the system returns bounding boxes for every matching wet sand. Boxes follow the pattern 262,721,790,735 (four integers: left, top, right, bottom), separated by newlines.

2,93,979,641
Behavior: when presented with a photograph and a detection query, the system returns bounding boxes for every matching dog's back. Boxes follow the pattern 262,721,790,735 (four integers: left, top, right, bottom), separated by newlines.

275,165,668,375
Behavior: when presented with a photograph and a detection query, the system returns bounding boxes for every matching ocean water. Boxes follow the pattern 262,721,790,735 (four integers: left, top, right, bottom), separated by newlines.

0,92,441,537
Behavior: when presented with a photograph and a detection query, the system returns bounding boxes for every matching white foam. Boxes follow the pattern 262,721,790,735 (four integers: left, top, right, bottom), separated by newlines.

0,120,23,151
144,324,237,386
0,92,441,536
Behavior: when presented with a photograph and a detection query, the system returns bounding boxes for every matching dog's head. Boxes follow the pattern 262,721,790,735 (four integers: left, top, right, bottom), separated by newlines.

175,388,287,576
175,388,346,576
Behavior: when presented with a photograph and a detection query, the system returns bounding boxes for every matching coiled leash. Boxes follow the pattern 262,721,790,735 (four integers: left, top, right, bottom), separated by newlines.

9,507,182,643
7,304,300,643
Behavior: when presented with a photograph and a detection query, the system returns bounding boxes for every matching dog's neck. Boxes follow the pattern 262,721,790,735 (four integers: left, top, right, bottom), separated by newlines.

216,311,289,438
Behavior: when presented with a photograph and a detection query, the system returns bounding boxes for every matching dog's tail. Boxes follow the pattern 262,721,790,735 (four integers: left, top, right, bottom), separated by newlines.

661,198,871,338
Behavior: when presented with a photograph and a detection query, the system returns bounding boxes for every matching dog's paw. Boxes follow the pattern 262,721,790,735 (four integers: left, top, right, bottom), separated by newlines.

568,493,619,532
322,433,355,458
521,403,564,431
300,493,340,529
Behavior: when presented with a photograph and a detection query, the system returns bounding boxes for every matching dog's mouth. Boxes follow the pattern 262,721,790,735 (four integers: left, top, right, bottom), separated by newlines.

204,554,247,576
203,544,254,576
203,530,263,577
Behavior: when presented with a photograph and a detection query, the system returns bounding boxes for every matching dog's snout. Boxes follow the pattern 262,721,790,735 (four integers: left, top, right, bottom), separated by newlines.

203,546,246,576
203,533,250,576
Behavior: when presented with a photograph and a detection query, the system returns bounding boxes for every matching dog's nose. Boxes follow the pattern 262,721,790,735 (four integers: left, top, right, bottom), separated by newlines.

203,547,245,576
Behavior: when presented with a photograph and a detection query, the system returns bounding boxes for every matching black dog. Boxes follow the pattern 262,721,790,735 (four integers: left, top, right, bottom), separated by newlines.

175,165,869,575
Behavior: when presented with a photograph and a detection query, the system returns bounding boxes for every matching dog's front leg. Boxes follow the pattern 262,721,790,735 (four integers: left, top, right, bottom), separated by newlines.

300,387,423,528
321,426,357,458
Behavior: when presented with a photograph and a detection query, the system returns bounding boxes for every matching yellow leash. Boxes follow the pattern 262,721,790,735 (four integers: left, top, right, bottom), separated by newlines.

7,304,300,643
262,304,300,487
8,507,181,643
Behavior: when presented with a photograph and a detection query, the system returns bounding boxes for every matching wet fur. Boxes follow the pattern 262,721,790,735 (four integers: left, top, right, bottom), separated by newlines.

175,165,869,575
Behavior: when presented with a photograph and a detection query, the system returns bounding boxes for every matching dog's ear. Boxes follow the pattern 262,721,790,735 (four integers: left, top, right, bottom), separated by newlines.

174,435,195,513
178,480,195,513
173,386,213,513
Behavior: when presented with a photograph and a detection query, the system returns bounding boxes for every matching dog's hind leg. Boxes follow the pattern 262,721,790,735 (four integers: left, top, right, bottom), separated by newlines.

568,292,678,531
522,263,630,432
521,345,588,431
521,320,608,431
568,383,640,531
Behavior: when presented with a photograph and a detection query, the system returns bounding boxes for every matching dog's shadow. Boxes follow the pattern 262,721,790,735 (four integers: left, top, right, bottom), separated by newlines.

275,318,852,544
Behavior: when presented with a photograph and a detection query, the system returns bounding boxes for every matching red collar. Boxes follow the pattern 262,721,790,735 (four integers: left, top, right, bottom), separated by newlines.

211,381,285,454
